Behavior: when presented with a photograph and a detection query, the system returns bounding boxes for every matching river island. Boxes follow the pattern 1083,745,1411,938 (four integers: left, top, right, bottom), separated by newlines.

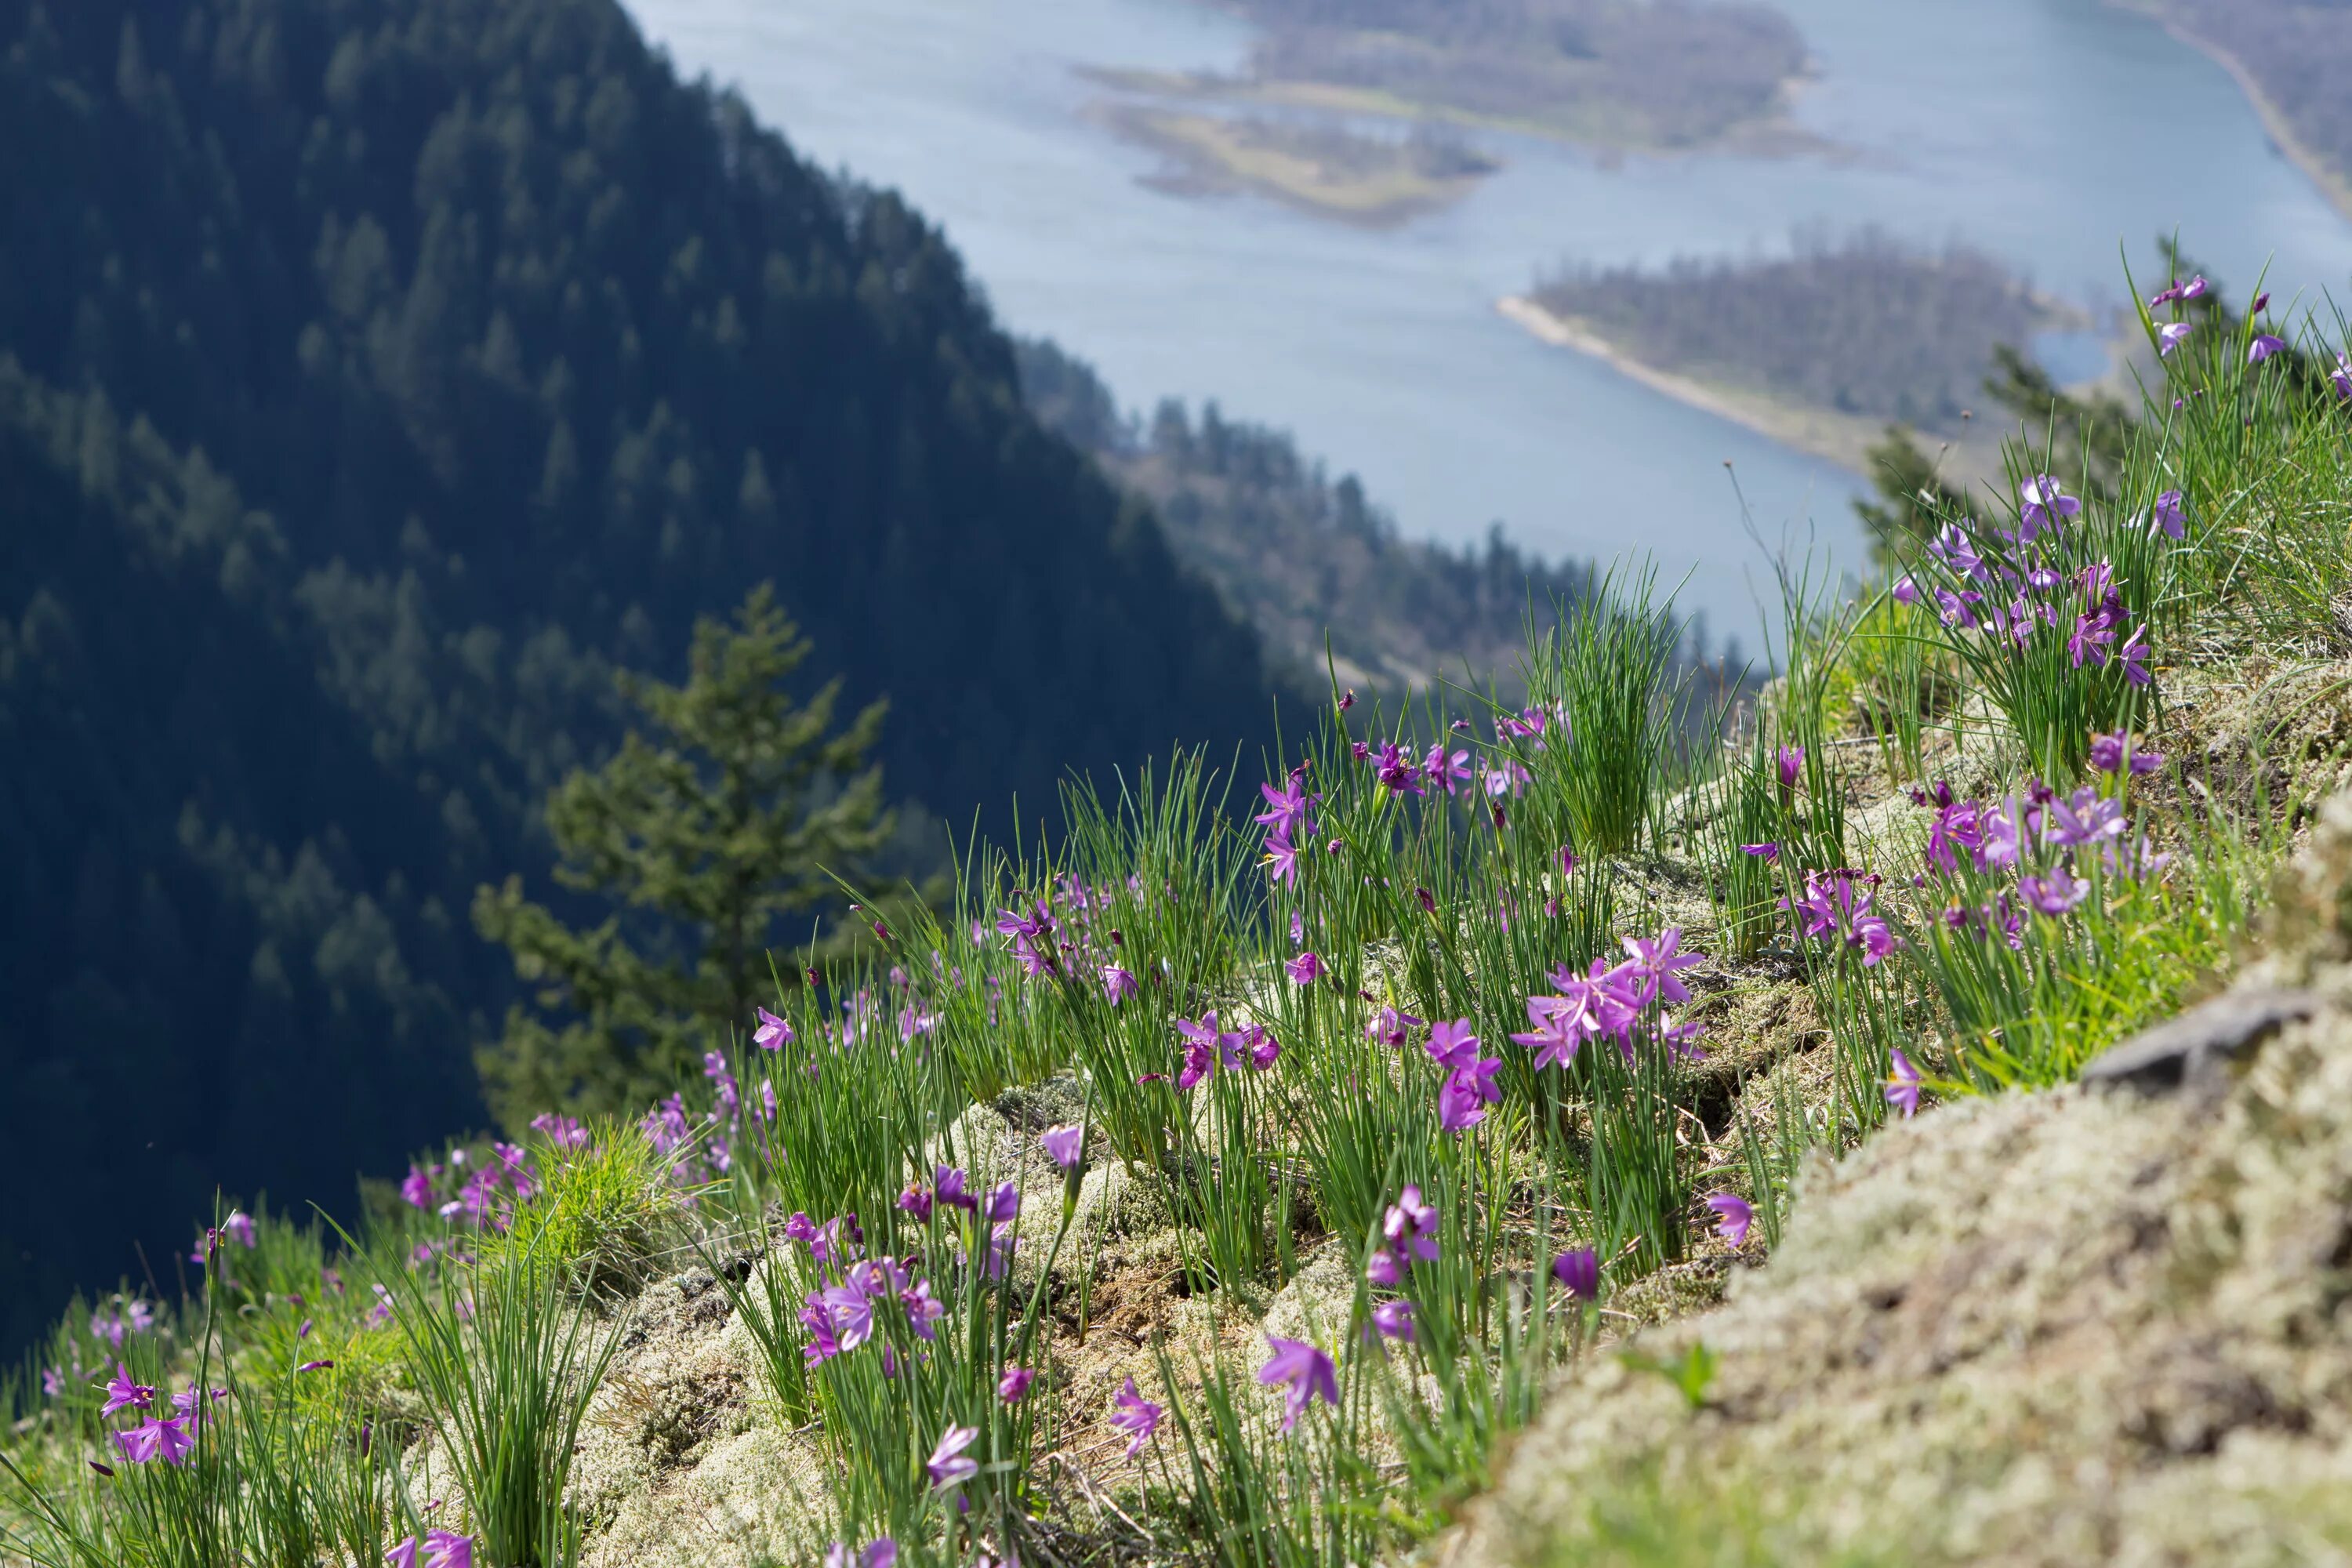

1086,0,1821,224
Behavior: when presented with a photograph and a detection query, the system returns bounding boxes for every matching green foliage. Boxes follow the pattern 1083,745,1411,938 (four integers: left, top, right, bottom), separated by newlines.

476,587,924,1122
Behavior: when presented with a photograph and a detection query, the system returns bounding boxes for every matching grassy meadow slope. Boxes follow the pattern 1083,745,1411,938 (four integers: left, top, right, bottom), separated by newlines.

5,256,2350,1566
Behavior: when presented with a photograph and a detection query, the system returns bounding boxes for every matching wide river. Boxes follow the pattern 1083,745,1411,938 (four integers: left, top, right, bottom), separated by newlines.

623,0,2352,637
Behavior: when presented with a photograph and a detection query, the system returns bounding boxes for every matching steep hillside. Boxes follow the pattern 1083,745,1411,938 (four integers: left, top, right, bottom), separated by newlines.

0,0,1282,1352
1017,338,1687,694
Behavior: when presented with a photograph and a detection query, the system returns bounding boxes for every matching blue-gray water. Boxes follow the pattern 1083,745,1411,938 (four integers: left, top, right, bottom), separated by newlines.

622,0,2352,640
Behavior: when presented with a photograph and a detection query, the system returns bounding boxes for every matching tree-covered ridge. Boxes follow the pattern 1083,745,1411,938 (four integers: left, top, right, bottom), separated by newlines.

0,357,490,1356
0,0,1276,815
1015,339,1683,693
0,0,1285,1355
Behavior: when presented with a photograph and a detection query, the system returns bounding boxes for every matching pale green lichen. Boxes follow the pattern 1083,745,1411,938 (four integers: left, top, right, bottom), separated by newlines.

1455,990,2352,1568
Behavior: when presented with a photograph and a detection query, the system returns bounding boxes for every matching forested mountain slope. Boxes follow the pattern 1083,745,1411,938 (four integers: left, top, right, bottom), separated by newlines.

0,0,1280,1352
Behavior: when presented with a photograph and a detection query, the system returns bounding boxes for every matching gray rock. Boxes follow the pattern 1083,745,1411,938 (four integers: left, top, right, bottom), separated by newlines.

2078,987,2322,1094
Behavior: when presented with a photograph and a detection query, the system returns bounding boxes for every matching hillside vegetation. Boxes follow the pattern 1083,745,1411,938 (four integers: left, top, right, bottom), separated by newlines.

6,254,2349,1567
1015,339,1705,692
0,0,1289,1356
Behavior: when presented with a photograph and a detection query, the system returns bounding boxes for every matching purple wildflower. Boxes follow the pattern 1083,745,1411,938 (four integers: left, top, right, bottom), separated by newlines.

1101,965,1138,1005
1437,1056,1502,1133
2045,787,2125,849
1886,1049,1922,1120
1930,521,1988,582
1258,1337,1341,1433
1042,1125,1083,1169
935,1167,978,1213
2022,864,2089,916
1551,1247,1601,1301
2119,625,2152,686
1368,1006,1423,1049
704,1051,740,1119
983,1220,1018,1279
1509,990,1585,1071
999,1366,1037,1403
401,1165,435,1210
2249,333,2288,365
1263,824,1300,887
1109,1377,1163,1457
1892,575,1918,604
97,1364,154,1417
2017,474,2079,538
1371,1299,1416,1341
2089,731,2163,776
820,1284,874,1351
1424,1018,1480,1070
115,1414,194,1467
2151,489,2187,540
1740,842,1780,861
902,1280,946,1341
1381,1185,1441,1272
2158,321,2192,356
2332,353,2352,401
927,1424,980,1491
753,1007,793,1051
1374,742,1426,797
1705,1193,1754,1249
1776,745,1804,791
1255,776,1314,838
1621,926,1702,1007
1286,950,1323,985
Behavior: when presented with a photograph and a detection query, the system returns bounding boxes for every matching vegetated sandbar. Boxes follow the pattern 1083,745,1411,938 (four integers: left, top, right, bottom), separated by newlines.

1081,64,1834,164
1090,100,1496,227
2106,0,2352,227
1502,232,2108,485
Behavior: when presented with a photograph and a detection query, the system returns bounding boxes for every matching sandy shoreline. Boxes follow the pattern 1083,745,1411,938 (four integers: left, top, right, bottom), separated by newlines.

1496,296,2028,499
2107,2,2352,228
1495,296,1888,476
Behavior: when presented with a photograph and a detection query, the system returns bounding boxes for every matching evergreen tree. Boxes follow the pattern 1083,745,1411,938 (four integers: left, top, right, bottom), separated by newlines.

474,586,909,1125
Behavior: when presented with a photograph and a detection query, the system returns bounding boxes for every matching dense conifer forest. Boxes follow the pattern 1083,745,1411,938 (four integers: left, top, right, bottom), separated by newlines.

0,0,1291,1354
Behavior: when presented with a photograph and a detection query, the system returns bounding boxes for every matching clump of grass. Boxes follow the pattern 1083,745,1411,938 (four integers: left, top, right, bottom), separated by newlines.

368,1239,619,1567
491,1119,682,1294
1523,562,1691,859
